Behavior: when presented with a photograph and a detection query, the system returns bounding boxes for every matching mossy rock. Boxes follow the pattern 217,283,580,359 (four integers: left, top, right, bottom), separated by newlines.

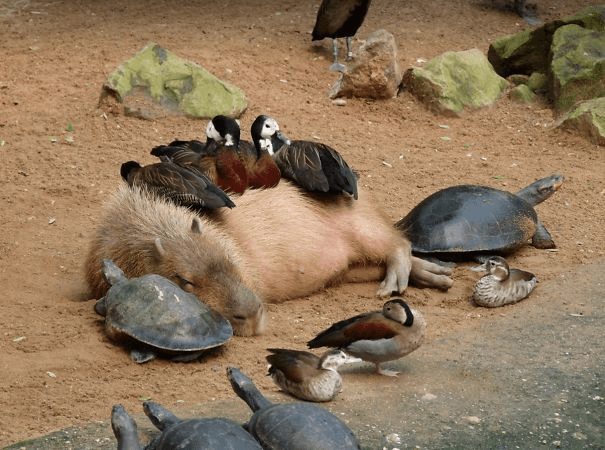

99,43,247,119
488,5,605,77
510,84,535,103
550,24,605,114
403,48,508,116
560,97,605,146
527,72,547,91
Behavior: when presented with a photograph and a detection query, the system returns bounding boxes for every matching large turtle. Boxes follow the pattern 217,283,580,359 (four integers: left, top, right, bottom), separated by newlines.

227,366,361,450
110,402,262,450
95,259,232,363
395,174,564,257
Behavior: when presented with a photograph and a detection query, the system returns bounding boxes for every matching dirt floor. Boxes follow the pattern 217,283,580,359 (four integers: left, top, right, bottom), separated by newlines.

0,0,603,446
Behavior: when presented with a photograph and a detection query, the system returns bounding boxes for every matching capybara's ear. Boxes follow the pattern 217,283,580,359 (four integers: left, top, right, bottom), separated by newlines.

152,237,166,262
191,217,203,234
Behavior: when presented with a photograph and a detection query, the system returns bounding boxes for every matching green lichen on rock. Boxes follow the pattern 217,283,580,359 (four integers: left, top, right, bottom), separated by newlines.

551,24,605,114
510,84,535,103
101,43,246,119
488,5,605,77
527,72,547,91
560,97,605,145
404,49,508,115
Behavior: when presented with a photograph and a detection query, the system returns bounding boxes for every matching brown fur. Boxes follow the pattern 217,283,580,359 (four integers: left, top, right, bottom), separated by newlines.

86,181,452,336
85,184,265,336
213,183,411,302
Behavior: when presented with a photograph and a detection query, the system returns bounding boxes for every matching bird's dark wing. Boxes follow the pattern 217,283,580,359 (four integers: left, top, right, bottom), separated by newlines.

308,311,397,348
266,348,320,383
274,141,330,193
316,143,358,199
124,161,234,210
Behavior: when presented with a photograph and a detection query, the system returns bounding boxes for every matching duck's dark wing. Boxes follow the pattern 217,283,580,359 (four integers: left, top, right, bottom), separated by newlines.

307,311,397,349
266,348,320,383
152,139,210,155
274,141,358,198
121,160,235,210
316,143,358,199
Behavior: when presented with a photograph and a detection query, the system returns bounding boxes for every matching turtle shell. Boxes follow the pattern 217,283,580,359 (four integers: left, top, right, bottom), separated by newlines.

101,264,232,357
396,185,538,254
147,418,262,450
248,403,360,450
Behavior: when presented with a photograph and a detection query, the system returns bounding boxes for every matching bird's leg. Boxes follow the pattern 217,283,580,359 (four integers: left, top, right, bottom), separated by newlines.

329,38,346,72
345,36,353,61
376,363,400,377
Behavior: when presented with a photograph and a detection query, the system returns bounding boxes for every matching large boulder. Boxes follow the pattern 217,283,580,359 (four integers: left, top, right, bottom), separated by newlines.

328,29,403,100
99,43,247,119
550,24,605,115
402,49,509,116
559,97,605,146
487,5,605,78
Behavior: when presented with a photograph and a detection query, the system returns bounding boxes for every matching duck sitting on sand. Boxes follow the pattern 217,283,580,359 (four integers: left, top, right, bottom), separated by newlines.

266,348,361,402
472,256,537,307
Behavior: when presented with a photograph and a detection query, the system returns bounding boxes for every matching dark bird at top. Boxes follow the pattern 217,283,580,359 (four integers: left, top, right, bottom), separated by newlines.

251,115,358,199
312,0,373,71
150,115,249,194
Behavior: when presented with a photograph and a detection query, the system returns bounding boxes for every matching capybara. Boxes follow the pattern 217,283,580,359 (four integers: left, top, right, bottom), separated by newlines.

86,182,452,336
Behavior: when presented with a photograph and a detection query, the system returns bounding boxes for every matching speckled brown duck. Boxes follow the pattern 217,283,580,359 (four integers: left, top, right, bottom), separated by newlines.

472,256,537,307
266,348,361,402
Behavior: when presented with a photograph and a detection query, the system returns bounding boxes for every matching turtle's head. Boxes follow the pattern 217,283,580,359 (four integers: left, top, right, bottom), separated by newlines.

516,174,564,205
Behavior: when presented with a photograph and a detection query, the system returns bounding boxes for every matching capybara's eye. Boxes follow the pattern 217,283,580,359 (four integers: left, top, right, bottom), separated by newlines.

174,273,195,292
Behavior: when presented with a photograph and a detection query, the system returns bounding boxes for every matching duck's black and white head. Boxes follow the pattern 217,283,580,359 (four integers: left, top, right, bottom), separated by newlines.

383,298,415,327
206,115,241,147
251,115,291,155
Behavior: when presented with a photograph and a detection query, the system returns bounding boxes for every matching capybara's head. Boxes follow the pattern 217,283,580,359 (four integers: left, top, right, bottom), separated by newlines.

153,228,267,337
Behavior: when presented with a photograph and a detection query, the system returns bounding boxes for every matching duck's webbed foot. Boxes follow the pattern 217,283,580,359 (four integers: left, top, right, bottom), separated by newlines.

376,364,400,377
376,247,411,297
410,256,454,291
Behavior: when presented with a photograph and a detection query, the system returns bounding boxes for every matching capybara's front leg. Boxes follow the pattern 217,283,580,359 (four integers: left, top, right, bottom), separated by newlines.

376,246,412,297
410,257,454,290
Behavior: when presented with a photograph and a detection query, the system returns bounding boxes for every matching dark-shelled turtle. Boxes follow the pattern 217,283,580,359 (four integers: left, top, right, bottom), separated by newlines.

227,366,361,450
395,174,564,257
95,259,232,363
110,402,262,450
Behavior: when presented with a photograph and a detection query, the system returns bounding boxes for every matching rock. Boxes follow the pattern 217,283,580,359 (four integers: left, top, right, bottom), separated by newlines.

527,72,547,92
328,29,402,100
550,24,605,115
559,97,605,146
510,84,535,103
402,49,508,116
508,74,530,86
487,5,605,78
99,42,247,119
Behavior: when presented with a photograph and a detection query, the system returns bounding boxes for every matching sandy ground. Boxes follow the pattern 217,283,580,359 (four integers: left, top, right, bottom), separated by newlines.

1,0,603,446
